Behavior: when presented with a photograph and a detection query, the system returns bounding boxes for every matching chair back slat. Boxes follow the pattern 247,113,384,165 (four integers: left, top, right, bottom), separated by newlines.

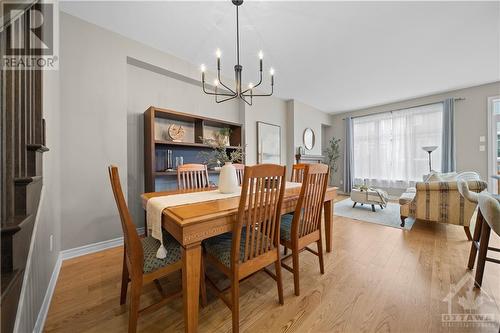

177,164,209,190
233,164,286,265
293,164,329,238
291,164,307,183
233,163,245,186
108,166,143,274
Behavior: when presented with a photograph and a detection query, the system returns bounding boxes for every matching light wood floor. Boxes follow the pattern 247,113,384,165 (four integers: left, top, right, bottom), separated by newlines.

45,212,500,332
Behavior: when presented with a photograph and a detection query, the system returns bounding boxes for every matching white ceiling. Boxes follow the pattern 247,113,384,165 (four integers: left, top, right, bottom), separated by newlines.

60,1,500,113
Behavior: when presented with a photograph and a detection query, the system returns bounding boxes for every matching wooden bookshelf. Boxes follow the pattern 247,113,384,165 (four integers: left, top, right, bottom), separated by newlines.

144,107,243,192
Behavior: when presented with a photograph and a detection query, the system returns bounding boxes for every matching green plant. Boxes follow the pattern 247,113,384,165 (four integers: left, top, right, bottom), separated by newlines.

324,137,341,174
198,128,244,167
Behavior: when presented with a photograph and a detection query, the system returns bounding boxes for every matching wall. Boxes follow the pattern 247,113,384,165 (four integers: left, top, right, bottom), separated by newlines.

14,29,62,333
59,13,296,249
327,81,500,188
292,100,332,156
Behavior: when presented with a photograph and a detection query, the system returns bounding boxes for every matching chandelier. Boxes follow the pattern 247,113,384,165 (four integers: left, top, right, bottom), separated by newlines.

200,0,274,105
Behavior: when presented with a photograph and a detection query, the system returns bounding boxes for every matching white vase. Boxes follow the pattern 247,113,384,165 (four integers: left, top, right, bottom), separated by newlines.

219,162,239,194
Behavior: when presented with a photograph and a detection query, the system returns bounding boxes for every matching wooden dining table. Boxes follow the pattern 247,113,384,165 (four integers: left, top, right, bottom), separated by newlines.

141,184,337,333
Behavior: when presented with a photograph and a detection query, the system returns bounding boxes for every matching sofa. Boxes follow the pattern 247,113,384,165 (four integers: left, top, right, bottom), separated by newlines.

399,172,488,239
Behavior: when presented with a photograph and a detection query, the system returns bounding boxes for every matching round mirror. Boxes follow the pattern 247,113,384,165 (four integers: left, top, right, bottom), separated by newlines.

303,128,315,150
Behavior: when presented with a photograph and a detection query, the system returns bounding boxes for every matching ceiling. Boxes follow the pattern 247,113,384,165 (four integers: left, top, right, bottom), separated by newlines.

60,1,500,113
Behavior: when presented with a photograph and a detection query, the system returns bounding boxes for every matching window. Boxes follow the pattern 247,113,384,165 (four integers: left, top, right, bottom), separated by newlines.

352,103,443,189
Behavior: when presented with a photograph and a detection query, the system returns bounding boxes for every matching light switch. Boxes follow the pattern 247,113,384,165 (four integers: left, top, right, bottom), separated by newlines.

479,136,486,142
479,145,485,152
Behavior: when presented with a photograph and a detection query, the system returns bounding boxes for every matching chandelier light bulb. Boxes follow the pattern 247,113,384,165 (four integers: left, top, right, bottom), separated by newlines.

258,50,263,59
216,48,222,58
213,79,219,87
248,83,254,89
270,68,275,75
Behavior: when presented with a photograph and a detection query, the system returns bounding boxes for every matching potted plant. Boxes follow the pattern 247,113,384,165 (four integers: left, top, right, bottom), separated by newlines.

199,128,244,169
324,137,341,184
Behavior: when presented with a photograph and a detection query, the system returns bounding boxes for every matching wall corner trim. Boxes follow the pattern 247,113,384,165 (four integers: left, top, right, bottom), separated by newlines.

33,253,62,333
32,227,144,332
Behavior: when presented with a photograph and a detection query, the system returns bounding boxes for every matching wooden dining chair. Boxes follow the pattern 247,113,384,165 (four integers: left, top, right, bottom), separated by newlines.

291,163,307,183
203,164,286,333
280,163,329,296
233,163,245,186
108,165,206,333
469,191,500,287
177,163,210,190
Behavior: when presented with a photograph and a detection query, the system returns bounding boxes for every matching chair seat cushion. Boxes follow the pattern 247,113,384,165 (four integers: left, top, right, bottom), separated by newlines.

203,228,271,268
399,191,416,205
142,231,182,273
280,213,294,242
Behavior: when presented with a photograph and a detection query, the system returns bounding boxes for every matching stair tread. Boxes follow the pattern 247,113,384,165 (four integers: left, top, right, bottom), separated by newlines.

1,215,31,233
27,143,49,152
14,175,42,184
1,269,23,298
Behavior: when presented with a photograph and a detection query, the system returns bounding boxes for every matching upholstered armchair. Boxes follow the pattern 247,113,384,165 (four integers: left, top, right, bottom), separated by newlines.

399,172,488,239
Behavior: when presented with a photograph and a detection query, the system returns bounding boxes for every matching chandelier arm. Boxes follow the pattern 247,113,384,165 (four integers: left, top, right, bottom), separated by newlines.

216,73,237,95
240,94,253,106
202,80,236,96
241,71,263,95
216,94,239,104
241,84,273,97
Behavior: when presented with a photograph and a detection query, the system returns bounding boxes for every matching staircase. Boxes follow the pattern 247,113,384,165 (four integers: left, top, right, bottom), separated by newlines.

1,3,48,332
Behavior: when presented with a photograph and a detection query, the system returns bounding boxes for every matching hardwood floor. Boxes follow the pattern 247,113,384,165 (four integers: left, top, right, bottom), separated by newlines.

44,214,500,333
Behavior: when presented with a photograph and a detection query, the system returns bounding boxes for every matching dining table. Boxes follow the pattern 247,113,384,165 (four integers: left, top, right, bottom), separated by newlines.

141,183,337,333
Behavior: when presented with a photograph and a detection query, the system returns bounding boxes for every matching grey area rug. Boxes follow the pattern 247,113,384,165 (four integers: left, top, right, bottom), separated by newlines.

334,198,415,230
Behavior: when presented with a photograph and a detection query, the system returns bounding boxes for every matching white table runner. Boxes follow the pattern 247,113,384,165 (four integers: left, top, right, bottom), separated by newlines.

146,182,302,258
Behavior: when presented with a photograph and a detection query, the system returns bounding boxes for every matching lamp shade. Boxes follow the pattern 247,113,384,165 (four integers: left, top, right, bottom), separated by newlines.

422,146,438,153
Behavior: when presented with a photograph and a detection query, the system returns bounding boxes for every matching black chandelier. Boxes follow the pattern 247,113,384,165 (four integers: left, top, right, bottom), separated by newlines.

201,0,274,105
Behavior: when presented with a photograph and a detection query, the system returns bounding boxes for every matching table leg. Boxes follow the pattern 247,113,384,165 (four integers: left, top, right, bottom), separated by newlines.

324,200,333,253
182,243,202,333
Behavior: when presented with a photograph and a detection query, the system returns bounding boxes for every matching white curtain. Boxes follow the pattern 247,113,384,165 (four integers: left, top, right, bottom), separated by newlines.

353,103,443,189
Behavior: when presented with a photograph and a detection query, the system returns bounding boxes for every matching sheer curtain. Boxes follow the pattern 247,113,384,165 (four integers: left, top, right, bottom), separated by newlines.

353,103,443,189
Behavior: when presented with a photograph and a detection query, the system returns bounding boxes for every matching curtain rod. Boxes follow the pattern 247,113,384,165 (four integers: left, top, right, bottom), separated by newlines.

342,97,465,120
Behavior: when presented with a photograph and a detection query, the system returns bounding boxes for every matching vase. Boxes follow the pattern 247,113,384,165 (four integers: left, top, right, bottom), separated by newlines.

219,162,239,194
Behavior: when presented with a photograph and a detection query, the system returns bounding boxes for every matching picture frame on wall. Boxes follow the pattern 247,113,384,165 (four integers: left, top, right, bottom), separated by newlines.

257,121,281,164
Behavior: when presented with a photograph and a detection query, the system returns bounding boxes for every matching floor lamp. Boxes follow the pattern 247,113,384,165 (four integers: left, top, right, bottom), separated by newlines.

422,146,438,172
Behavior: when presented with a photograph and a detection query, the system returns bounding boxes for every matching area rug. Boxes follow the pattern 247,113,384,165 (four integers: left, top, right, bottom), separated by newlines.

334,198,415,230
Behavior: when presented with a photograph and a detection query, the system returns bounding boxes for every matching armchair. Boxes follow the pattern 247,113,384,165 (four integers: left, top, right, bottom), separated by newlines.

399,172,487,239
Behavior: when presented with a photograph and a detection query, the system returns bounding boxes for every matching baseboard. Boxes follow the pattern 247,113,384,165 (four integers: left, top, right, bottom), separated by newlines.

60,227,145,260
33,253,62,333
32,227,145,332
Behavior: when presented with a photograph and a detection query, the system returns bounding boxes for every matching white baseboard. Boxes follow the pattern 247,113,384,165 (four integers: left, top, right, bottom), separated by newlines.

33,253,62,333
60,227,145,260
32,227,144,332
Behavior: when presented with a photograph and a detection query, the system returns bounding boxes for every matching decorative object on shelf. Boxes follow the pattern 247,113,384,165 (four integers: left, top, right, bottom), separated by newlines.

218,162,239,194
199,128,244,167
303,128,315,150
422,145,438,172
200,0,274,105
168,123,185,142
324,137,341,182
175,156,184,169
165,149,173,170
257,121,281,164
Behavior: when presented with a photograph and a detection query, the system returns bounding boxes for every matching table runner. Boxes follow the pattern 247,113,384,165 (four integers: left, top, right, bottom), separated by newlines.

146,182,302,258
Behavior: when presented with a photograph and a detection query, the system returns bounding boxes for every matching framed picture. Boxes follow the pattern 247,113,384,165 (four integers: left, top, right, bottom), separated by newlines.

257,121,281,164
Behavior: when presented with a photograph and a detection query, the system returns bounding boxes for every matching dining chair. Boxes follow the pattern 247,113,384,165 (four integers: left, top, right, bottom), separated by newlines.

280,163,329,296
203,164,286,333
457,179,485,270
233,163,245,186
469,191,500,287
291,163,307,183
177,163,210,190
108,165,206,333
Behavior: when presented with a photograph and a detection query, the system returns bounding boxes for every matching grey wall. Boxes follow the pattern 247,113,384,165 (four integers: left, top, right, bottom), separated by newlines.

326,81,500,189
59,13,300,249
14,42,62,332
